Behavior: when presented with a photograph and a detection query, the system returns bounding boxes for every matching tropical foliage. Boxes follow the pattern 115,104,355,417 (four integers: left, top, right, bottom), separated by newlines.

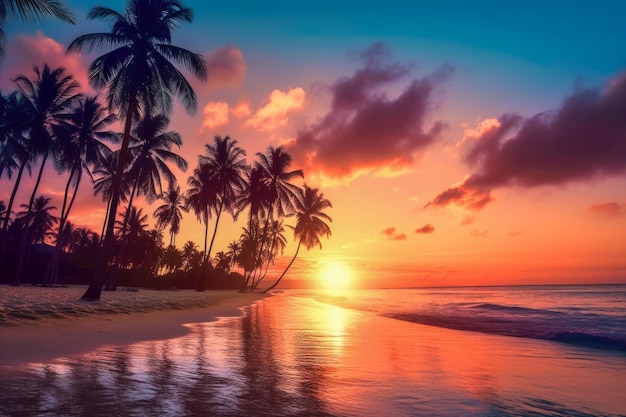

0,0,332,295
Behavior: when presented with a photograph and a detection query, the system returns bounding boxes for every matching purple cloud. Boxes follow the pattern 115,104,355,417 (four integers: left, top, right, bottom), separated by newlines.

428,74,626,210
287,42,451,181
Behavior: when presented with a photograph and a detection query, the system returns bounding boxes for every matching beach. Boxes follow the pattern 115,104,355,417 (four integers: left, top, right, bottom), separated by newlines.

1,286,625,416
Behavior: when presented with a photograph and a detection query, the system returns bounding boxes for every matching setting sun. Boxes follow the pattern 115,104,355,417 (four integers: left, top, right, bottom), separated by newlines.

318,260,353,290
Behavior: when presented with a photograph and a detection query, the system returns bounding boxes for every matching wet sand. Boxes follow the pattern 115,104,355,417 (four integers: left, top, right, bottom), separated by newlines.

0,285,263,366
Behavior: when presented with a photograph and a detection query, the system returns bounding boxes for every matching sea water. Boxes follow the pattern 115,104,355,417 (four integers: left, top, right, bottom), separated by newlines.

1,285,625,416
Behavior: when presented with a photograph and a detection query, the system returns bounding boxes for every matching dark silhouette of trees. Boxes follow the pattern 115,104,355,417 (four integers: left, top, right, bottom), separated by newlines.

264,185,332,293
66,0,207,300
153,183,187,246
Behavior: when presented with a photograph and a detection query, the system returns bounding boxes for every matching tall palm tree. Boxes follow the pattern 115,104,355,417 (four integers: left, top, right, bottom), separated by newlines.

263,185,332,293
13,64,81,212
66,0,207,300
256,146,304,218
124,113,187,227
0,91,31,244
92,150,131,239
0,0,75,58
252,217,287,289
199,135,247,258
185,162,218,259
43,96,116,285
153,183,187,246
12,64,80,285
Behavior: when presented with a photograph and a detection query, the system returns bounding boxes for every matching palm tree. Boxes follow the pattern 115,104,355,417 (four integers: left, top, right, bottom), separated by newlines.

0,91,32,248
92,150,131,239
185,162,218,259
256,146,304,218
264,186,332,293
199,135,248,258
13,64,81,213
181,239,198,271
43,96,116,285
252,218,287,289
0,0,75,58
12,195,58,285
123,113,187,229
153,183,187,246
66,0,207,300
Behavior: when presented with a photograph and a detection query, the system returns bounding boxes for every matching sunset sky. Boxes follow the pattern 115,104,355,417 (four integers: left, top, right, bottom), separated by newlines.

1,0,625,287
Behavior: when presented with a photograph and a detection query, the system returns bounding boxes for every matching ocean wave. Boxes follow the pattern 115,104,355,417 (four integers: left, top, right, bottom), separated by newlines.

385,312,626,353
468,302,564,315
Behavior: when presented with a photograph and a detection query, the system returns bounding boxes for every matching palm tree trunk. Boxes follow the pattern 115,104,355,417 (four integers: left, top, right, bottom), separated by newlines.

28,152,49,211
82,98,136,301
0,159,27,264
263,239,301,293
207,201,223,259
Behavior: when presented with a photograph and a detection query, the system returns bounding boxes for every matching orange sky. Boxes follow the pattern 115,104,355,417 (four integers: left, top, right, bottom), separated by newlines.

1,2,625,288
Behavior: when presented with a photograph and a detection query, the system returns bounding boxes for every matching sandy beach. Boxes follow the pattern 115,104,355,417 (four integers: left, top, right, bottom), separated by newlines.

0,285,263,367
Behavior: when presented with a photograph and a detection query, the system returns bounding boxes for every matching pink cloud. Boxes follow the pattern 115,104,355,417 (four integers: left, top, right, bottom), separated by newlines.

0,31,91,93
415,224,435,234
205,46,246,89
428,73,626,210
587,201,626,218
245,87,306,131
231,97,251,118
381,226,407,241
286,42,450,182
200,101,230,131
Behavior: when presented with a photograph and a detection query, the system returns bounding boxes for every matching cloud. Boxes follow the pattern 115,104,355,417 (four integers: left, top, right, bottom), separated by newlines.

232,97,252,118
205,46,246,89
286,42,450,183
381,227,407,241
245,88,306,131
469,229,489,238
200,101,230,131
415,224,435,234
0,31,91,92
587,201,626,218
428,74,626,210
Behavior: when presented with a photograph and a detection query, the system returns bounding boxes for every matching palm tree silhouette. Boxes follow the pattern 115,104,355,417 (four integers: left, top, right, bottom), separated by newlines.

0,91,31,249
0,0,75,58
67,0,207,300
199,135,248,258
43,96,117,285
124,113,187,217
264,185,332,293
13,194,58,284
13,64,81,213
185,162,218,260
12,64,80,284
153,183,187,246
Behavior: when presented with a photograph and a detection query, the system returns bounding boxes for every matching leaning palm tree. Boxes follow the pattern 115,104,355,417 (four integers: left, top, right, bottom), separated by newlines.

66,0,207,300
185,162,218,259
199,135,247,258
0,0,75,58
263,185,332,293
153,183,187,246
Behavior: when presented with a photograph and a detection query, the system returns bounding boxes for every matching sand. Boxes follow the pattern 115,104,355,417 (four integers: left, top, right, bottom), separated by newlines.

0,285,263,367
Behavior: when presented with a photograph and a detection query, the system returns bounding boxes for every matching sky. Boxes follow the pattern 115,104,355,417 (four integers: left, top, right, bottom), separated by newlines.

1,0,625,288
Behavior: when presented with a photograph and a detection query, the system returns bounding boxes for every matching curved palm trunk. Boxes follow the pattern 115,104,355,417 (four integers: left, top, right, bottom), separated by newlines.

206,201,223,259
13,152,49,285
0,159,27,264
44,164,83,286
263,239,301,293
82,98,135,301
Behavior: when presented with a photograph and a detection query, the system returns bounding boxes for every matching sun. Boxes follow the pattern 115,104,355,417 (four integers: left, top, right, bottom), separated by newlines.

318,260,353,291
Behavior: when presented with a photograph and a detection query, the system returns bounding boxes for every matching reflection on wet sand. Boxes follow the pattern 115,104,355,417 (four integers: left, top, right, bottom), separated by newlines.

1,294,624,417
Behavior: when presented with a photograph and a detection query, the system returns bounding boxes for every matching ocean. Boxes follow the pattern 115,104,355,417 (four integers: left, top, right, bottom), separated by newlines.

1,285,625,416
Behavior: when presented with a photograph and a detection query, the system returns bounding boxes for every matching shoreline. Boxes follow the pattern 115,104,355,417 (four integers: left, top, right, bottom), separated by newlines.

0,286,264,367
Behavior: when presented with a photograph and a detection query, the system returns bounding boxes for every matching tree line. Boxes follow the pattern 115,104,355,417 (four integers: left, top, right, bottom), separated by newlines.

0,0,332,299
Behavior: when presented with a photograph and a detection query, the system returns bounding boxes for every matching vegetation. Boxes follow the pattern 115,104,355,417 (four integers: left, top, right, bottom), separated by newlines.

0,0,332,297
